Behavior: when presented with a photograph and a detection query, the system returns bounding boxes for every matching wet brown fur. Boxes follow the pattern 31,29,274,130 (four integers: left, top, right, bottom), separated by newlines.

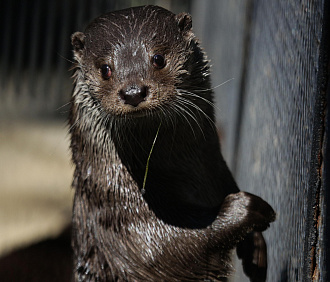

69,5,275,281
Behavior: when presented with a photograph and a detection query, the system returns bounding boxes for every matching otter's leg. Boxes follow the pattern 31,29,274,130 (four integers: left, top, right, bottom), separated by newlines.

140,192,275,281
215,192,274,282
237,231,268,282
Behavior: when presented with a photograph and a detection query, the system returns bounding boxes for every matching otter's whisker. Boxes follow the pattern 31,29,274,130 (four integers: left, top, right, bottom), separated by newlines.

176,95,216,130
191,78,235,92
172,102,201,139
177,89,219,112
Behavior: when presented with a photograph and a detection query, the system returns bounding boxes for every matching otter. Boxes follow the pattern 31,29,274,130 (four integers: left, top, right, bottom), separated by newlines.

69,5,275,281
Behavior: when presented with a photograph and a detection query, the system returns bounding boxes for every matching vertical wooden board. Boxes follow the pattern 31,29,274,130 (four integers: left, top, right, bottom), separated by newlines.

191,0,248,168
233,1,325,281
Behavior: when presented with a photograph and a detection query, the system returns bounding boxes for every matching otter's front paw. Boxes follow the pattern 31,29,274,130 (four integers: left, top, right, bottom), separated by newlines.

222,192,276,232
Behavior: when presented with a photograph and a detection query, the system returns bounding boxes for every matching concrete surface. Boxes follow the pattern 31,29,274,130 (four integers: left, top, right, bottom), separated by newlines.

0,120,74,257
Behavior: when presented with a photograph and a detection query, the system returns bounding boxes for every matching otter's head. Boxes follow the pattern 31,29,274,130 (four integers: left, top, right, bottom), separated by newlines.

71,5,209,118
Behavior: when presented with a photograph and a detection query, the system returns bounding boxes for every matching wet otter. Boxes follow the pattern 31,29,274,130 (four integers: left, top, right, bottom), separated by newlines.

69,5,275,281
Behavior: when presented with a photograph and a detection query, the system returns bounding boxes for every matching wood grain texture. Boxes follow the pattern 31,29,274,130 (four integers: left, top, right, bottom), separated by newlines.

192,0,328,280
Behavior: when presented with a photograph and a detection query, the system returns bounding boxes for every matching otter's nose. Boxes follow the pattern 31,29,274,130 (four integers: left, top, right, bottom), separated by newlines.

119,85,148,107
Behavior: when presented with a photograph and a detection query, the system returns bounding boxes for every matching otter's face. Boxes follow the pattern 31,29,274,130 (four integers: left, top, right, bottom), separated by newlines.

71,6,194,117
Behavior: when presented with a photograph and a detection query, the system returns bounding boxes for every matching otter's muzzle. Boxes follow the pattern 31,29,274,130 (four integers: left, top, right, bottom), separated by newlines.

119,85,148,107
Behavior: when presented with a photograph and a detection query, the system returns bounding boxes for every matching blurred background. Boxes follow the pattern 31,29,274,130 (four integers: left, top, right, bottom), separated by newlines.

0,0,329,281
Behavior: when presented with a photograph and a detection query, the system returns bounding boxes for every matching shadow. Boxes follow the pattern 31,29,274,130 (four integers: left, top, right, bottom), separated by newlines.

0,225,72,282
280,263,288,282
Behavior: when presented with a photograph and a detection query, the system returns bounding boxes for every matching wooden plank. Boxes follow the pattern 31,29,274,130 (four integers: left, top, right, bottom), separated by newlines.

192,0,328,280
191,0,249,168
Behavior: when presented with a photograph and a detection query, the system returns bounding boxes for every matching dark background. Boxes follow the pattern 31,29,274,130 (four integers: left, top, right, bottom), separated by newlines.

0,0,329,281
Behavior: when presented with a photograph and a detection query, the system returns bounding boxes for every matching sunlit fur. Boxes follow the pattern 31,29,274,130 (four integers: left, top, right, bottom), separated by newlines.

69,5,275,281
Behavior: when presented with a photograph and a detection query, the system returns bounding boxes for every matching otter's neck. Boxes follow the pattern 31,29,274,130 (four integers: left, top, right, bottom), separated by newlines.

108,113,228,228
70,77,236,228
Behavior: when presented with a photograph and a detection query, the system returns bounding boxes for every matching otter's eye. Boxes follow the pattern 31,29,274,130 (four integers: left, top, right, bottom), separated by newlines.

152,54,165,69
101,64,111,79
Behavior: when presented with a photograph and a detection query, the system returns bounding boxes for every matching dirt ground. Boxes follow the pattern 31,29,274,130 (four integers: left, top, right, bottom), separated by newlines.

0,120,74,257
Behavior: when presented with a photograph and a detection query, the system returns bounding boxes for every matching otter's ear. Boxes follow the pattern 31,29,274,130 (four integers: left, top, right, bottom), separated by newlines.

175,13,192,36
71,31,85,60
